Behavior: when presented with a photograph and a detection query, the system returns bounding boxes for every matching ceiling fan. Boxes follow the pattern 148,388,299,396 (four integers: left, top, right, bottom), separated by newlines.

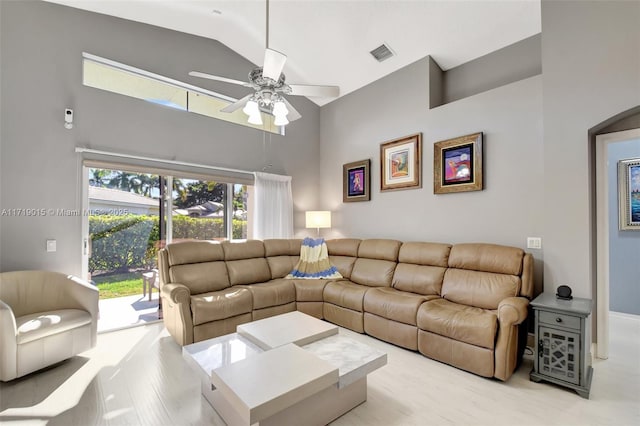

189,0,339,127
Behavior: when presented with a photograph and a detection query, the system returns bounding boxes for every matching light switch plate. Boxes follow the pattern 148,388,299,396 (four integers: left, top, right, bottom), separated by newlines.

527,237,542,249
46,239,57,252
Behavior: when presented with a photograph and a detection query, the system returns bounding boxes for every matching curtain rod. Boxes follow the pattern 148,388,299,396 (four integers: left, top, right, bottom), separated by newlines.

75,147,255,176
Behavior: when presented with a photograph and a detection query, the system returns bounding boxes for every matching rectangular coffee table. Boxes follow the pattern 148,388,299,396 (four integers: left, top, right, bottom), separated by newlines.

182,312,386,426
237,311,338,350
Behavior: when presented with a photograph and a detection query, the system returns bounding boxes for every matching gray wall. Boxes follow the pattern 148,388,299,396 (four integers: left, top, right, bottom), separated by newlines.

0,1,321,276
444,34,541,104
541,0,640,298
608,139,640,315
320,58,544,295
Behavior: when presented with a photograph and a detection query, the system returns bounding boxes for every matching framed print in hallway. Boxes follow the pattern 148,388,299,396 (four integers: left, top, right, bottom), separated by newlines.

618,157,640,230
380,133,422,192
434,132,483,194
343,159,371,202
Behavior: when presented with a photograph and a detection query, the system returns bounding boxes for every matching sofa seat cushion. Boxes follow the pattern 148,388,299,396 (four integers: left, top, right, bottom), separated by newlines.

237,279,295,310
293,279,330,302
364,288,438,326
190,288,252,326
16,309,92,345
416,298,497,349
323,280,369,311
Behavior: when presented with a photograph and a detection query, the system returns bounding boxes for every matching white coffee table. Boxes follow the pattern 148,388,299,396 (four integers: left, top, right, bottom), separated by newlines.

237,311,338,350
182,312,386,426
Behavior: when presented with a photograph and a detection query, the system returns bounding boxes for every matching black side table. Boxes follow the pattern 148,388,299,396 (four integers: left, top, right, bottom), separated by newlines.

529,292,593,399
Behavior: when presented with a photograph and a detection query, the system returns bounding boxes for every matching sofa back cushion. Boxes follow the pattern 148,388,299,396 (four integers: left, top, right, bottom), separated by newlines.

447,243,524,275
357,239,401,261
165,241,230,294
170,262,230,294
222,240,271,285
0,271,95,318
350,239,401,287
326,238,361,278
264,239,302,279
166,240,224,265
222,240,265,260
392,242,451,295
441,243,524,309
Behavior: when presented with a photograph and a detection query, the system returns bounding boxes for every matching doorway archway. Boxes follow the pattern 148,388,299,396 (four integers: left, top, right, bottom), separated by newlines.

589,106,640,359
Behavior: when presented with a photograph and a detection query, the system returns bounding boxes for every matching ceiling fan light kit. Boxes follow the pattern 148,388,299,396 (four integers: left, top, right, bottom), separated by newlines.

244,98,263,125
189,0,339,129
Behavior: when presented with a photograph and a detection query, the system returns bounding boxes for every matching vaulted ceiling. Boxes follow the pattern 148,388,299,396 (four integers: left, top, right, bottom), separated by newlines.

44,0,541,105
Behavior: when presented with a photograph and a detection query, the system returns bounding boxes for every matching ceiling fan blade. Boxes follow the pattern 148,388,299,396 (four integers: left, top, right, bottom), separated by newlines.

220,94,253,113
263,48,287,81
288,84,340,98
280,97,302,122
189,71,249,87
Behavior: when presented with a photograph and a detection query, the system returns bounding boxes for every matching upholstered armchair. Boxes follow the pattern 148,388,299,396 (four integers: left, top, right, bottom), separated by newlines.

0,271,99,382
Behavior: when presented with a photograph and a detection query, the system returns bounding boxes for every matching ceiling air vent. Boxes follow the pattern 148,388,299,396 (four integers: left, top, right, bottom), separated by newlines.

370,43,395,62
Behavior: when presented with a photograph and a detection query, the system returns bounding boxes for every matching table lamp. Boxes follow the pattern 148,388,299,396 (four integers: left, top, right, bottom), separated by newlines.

305,211,331,236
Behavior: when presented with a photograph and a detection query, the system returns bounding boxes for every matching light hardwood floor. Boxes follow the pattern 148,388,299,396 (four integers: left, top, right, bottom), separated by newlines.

1,313,638,425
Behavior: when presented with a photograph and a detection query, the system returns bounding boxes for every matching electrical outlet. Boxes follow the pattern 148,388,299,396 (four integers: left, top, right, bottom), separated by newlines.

46,239,57,252
527,237,542,249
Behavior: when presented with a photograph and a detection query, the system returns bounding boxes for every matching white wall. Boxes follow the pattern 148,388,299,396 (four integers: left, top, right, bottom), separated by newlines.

541,0,640,298
0,1,321,276
320,57,544,293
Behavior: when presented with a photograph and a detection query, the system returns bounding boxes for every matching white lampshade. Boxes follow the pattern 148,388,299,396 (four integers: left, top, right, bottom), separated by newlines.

242,99,260,116
305,211,331,229
274,114,289,126
247,113,263,125
272,100,289,116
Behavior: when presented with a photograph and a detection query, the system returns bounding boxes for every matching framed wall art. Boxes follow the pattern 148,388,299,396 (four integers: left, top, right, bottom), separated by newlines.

433,132,483,194
380,133,422,192
618,157,640,230
343,159,371,202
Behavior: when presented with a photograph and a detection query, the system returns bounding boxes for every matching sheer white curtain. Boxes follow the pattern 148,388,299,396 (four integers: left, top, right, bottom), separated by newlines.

253,172,294,239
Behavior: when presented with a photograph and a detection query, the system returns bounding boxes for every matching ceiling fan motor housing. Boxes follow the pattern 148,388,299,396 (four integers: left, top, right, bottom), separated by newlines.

249,67,292,107
250,67,288,90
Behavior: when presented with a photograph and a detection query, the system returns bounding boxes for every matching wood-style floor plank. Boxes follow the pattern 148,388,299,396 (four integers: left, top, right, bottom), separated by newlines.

0,313,638,425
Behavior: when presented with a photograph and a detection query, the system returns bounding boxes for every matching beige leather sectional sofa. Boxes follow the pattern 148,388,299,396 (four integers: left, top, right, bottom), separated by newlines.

158,238,533,381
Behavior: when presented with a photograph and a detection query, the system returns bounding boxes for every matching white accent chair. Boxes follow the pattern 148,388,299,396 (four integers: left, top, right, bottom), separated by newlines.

0,270,99,382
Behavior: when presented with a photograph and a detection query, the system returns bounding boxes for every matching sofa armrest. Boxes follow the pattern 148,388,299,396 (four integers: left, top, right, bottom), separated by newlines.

0,299,18,381
62,275,100,320
160,283,193,346
498,297,529,326
494,296,529,381
161,283,191,304
55,274,99,348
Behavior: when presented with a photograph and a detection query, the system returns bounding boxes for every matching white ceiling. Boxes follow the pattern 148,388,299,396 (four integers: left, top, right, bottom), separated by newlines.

44,0,541,106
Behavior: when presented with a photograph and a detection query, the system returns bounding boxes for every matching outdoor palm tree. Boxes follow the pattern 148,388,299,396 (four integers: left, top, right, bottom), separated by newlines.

89,168,111,187
108,171,138,192
171,177,187,202
130,174,158,197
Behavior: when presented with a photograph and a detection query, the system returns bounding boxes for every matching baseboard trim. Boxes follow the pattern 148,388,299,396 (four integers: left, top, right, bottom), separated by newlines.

609,311,640,321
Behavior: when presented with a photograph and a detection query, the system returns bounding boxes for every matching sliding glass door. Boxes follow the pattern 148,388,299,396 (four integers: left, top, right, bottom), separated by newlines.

82,165,251,331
